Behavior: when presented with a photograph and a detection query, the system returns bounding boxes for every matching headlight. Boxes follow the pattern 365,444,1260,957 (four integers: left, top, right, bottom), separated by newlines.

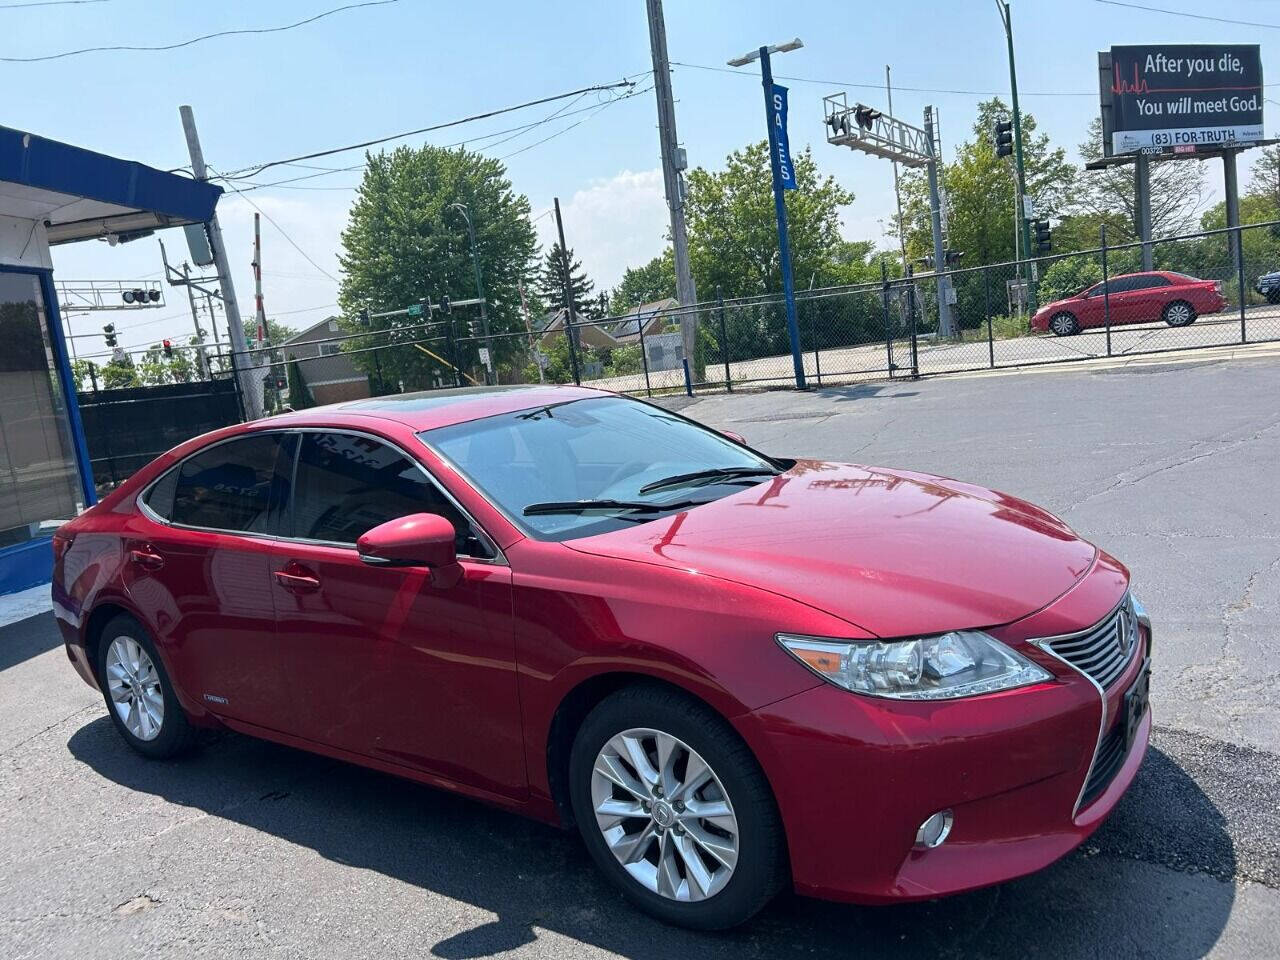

777,630,1053,700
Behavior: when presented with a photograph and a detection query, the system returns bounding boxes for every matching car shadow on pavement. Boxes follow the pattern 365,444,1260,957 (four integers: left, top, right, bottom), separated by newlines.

67,718,1236,960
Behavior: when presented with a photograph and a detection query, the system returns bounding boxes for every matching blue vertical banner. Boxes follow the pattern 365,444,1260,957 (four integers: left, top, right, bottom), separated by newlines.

770,83,797,190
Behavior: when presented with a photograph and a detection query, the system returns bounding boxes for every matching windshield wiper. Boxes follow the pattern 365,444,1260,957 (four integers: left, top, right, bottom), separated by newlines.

523,498,711,517
638,466,778,495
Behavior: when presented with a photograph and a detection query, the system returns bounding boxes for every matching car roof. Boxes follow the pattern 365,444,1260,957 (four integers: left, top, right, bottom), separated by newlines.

258,383,615,433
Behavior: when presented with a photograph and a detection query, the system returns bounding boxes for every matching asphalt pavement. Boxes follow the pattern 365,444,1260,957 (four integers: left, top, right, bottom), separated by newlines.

3,354,1280,959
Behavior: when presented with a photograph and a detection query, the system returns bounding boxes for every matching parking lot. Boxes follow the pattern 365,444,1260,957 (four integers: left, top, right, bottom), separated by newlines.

3,353,1280,959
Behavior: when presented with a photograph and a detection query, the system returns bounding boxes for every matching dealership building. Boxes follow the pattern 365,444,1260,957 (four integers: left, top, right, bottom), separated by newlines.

0,125,221,596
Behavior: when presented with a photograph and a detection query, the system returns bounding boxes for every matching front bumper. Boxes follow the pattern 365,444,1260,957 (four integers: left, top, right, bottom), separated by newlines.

736,556,1150,904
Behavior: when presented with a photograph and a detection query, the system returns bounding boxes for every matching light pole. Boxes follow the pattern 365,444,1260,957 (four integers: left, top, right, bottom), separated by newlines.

727,37,807,390
449,202,493,384
995,1,1035,307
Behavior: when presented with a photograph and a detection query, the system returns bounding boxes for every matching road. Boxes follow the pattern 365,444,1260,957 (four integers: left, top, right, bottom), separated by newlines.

586,303,1280,393
3,355,1279,958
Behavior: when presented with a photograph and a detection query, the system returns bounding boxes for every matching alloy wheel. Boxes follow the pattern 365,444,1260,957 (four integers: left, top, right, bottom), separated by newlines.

1050,314,1075,336
590,727,739,902
1166,302,1192,325
105,635,164,741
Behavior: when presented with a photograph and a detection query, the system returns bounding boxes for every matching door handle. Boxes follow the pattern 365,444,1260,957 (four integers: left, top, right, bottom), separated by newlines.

274,566,321,593
128,546,165,570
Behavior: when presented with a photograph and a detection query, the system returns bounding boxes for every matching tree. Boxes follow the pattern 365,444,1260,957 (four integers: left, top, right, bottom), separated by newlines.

100,356,140,389
896,98,1076,267
685,142,854,302
538,242,598,318
612,250,676,313
1074,117,1206,243
285,356,314,408
339,144,539,387
1246,145,1280,220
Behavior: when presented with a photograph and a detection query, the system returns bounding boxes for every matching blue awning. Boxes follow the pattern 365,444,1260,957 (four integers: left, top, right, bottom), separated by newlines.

0,125,223,245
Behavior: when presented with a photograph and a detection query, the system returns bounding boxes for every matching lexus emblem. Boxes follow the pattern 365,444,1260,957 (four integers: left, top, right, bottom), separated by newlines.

1117,607,1133,656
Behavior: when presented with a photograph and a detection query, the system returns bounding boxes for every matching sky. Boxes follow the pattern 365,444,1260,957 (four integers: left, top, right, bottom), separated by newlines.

6,0,1280,357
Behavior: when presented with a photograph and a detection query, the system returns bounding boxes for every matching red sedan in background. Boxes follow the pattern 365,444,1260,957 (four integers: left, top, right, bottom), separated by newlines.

52,385,1152,929
1032,270,1226,336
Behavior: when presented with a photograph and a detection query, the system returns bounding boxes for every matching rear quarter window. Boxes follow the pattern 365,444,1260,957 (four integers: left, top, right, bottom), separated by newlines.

142,468,179,519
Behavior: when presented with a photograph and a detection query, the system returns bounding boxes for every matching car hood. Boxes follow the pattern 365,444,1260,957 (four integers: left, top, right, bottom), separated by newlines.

1033,296,1079,319
564,461,1097,638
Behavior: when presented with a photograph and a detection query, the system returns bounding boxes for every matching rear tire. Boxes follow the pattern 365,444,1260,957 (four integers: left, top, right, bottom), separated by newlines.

1048,312,1079,336
568,684,786,930
96,614,197,760
1163,300,1196,327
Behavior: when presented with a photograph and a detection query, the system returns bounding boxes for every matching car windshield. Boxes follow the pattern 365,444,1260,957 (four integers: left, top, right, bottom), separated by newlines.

420,396,784,541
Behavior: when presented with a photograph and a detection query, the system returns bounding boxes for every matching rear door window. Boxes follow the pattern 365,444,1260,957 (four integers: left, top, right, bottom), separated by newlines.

288,431,492,558
165,433,295,533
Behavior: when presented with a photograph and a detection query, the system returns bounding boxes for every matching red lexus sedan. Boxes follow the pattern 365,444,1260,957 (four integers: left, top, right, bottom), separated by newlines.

52,385,1151,930
1032,270,1225,336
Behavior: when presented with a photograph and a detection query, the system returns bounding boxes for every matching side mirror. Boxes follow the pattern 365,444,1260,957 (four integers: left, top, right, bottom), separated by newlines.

722,430,746,445
357,513,461,586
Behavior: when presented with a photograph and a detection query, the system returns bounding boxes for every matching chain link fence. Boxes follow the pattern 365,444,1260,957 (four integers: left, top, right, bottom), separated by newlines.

227,219,1280,408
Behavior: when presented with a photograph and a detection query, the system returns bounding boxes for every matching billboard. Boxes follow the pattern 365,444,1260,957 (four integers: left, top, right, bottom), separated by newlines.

1105,44,1263,155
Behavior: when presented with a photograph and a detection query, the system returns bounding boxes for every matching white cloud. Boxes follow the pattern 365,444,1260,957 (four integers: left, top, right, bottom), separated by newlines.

535,168,669,292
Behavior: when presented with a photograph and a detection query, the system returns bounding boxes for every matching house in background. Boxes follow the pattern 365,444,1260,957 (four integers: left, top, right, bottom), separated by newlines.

604,297,680,344
280,317,372,405
533,307,620,350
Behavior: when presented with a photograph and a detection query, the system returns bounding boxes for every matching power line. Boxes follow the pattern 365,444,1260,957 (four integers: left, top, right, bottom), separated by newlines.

0,0,396,63
671,59,1096,97
499,86,652,161
219,77,641,180
0,0,108,8
1094,0,1280,28
209,165,341,283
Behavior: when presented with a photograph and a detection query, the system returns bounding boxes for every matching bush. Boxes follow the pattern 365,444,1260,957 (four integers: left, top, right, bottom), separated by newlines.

1039,258,1103,305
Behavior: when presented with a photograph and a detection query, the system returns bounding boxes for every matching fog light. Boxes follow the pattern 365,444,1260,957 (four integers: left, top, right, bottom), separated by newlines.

915,810,954,848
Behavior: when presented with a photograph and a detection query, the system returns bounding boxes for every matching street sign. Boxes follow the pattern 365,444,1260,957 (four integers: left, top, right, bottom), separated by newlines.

1105,44,1263,155
406,303,424,318
477,347,492,369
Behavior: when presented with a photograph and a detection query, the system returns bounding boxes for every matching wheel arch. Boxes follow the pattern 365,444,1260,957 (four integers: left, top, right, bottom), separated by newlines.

544,671,777,832
82,601,138,684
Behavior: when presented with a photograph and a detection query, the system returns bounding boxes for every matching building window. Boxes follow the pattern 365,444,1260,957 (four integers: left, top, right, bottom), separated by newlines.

0,271,84,548
318,342,343,356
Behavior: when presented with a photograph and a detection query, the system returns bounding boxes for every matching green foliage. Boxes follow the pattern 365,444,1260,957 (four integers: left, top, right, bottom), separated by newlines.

605,343,644,376
137,342,196,386
686,142,855,304
538,242,599,319
1039,257,1104,305
100,357,140,389
612,250,676,313
338,144,538,387
286,356,314,408
897,99,1075,266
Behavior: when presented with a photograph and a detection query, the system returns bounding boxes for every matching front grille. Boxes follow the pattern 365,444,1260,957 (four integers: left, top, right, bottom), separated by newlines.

1080,723,1128,808
1043,594,1140,690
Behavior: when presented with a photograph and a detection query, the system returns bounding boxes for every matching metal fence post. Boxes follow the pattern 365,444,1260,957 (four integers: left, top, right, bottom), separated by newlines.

983,264,994,369
1238,225,1248,344
717,287,732,392
906,264,920,377
637,317,652,397
1101,225,1113,357
807,295,823,387
880,259,894,374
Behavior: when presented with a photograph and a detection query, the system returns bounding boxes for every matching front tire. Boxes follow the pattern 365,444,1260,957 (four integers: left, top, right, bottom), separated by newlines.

1048,312,1079,336
568,685,786,930
1163,300,1196,327
96,614,197,759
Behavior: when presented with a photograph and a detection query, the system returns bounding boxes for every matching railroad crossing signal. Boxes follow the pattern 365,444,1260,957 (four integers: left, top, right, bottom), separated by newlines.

994,120,1014,157
122,288,160,304
854,104,882,131
1033,220,1052,255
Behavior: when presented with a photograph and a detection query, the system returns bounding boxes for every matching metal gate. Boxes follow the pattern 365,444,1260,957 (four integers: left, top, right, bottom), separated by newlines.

883,278,919,379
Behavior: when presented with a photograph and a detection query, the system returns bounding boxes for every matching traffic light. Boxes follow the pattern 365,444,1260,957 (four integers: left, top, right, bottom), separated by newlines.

162,339,173,358
944,249,964,267
121,288,160,304
102,323,118,347
1033,220,1052,255
468,319,482,338
358,308,371,327
440,295,451,315
994,120,1013,157
854,104,883,131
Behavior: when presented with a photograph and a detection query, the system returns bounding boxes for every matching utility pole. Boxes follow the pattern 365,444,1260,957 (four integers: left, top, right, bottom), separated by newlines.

886,65,908,271
179,104,260,419
923,107,956,337
553,197,582,385
252,213,266,345
645,0,698,363
181,262,209,379
996,1,1035,307
449,202,493,384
